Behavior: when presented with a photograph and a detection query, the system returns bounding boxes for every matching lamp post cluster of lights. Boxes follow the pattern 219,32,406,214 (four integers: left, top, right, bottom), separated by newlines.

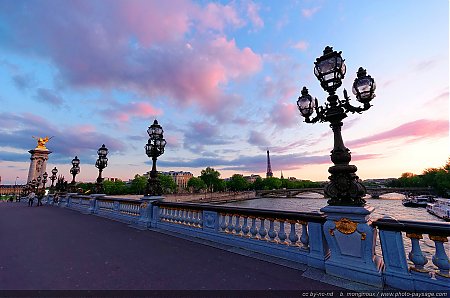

70,156,80,185
50,167,58,191
145,120,167,196
95,144,109,193
296,46,376,206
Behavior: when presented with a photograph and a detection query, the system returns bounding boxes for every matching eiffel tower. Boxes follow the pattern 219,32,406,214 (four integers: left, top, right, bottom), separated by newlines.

266,150,273,178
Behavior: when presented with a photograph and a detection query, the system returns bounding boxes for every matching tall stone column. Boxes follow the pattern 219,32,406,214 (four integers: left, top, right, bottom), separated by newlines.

27,149,52,183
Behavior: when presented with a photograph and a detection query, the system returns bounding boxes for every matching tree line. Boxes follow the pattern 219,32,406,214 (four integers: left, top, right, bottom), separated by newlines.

387,158,450,197
76,166,320,195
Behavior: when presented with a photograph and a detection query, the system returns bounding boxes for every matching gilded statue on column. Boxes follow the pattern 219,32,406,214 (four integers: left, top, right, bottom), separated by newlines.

32,136,53,150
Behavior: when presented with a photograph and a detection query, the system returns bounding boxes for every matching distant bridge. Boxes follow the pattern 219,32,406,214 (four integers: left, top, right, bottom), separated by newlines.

255,187,436,199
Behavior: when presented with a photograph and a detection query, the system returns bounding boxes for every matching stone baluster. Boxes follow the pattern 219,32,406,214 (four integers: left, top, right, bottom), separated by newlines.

168,208,174,222
406,233,428,273
241,216,250,237
186,210,192,226
227,214,234,233
288,220,299,246
258,218,267,240
249,216,258,238
220,213,227,232
234,215,242,235
180,209,186,224
197,210,203,227
268,218,277,242
299,221,309,249
278,220,287,244
430,235,450,278
175,209,182,223
191,210,198,227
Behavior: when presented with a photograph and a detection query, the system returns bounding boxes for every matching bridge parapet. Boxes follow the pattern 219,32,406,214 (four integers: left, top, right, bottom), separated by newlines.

373,218,449,290
28,193,449,291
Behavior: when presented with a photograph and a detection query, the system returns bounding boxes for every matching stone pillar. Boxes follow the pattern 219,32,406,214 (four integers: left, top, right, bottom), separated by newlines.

27,148,52,183
320,205,384,287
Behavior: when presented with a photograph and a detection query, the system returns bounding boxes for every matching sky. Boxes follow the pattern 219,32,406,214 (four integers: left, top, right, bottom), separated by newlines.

0,0,448,185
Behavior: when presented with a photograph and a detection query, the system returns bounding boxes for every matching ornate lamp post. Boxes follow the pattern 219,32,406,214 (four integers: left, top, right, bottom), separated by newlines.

95,144,109,193
296,46,376,206
42,172,48,191
36,176,42,191
70,156,80,184
50,167,58,192
145,120,166,196
296,46,381,285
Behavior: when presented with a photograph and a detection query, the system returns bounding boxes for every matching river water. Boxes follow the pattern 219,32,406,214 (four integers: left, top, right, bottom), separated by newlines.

222,193,449,271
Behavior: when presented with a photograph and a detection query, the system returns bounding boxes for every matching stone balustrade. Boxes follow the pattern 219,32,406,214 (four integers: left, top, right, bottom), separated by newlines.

22,193,449,291
372,217,449,290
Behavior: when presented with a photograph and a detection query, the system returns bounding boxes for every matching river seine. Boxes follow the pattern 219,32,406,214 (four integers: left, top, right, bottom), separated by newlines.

223,193,446,223
222,193,449,271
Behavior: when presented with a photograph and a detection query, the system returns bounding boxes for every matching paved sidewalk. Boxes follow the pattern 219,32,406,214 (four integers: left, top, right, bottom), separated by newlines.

0,203,343,290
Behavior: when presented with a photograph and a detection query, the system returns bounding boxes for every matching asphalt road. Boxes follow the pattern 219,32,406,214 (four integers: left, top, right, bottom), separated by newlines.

0,203,342,291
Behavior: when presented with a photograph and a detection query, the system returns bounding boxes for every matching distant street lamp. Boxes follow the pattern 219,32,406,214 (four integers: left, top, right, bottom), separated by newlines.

145,120,166,196
95,144,109,193
42,172,48,192
50,167,58,191
31,179,37,192
70,156,80,184
36,176,42,190
14,176,19,199
296,46,376,206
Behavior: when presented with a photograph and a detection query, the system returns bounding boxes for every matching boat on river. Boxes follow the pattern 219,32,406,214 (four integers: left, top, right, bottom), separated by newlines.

402,195,434,207
426,198,450,221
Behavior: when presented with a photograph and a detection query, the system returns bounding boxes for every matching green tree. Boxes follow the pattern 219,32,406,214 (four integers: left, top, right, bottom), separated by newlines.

158,174,177,194
252,177,264,190
130,174,147,195
200,167,221,192
228,174,249,191
187,177,207,193
103,180,127,195
262,177,282,190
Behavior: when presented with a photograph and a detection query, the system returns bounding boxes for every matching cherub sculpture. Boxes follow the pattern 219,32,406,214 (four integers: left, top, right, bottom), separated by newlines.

32,136,53,150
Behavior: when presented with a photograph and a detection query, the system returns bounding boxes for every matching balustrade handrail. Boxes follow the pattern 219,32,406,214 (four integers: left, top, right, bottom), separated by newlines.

372,217,450,236
154,201,326,223
97,197,141,203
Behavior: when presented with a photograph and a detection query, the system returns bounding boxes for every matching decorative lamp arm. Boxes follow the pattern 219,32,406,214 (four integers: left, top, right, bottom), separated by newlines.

342,89,371,114
305,98,326,123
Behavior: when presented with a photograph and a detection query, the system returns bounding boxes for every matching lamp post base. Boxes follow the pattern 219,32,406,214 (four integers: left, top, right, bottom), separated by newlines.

325,164,366,206
320,205,383,287
145,177,163,197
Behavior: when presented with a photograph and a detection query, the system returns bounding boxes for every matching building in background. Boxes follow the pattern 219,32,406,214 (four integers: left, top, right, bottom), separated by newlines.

104,177,121,182
243,174,261,183
160,171,193,191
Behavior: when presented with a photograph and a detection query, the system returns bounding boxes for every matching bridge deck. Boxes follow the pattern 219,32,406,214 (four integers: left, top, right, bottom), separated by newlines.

0,203,343,290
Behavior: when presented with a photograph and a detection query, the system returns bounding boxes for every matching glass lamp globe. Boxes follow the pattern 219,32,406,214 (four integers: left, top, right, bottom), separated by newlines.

297,87,315,117
352,67,376,103
314,46,346,93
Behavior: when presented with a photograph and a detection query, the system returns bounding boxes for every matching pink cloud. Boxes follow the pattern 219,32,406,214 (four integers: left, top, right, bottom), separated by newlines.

246,1,264,29
101,101,162,123
118,0,191,46
347,119,448,148
302,7,321,18
293,40,309,51
0,1,262,122
271,103,299,128
196,2,244,31
165,135,181,149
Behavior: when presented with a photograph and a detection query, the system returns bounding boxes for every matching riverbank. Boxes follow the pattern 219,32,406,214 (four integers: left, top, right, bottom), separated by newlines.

108,191,256,203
